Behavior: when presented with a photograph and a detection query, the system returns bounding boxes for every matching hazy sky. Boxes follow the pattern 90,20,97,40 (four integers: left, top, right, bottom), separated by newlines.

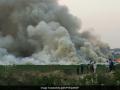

59,0,120,49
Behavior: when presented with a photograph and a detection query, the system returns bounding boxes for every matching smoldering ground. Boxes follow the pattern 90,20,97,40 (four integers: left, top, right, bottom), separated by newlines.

0,0,111,65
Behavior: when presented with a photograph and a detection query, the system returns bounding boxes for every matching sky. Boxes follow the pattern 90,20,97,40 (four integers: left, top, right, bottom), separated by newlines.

59,0,120,49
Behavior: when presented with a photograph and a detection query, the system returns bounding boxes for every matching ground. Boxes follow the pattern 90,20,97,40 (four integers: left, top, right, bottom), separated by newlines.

0,65,120,85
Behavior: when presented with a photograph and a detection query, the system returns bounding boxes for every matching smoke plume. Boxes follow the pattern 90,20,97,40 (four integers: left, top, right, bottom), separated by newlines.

0,0,111,65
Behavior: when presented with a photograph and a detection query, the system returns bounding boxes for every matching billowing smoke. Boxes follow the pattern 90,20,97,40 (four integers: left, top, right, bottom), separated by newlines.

78,31,111,63
0,0,111,65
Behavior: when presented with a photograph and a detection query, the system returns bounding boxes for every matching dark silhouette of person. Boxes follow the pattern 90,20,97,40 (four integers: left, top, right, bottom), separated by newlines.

77,66,79,75
89,60,94,73
109,58,114,72
87,63,90,73
80,64,84,74
90,63,94,73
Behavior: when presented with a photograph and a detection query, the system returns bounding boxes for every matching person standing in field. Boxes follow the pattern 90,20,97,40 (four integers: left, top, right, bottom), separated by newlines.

80,64,84,74
89,60,94,73
106,60,109,72
87,63,90,73
93,61,97,73
77,66,80,75
87,60,91,73
108,58,114,72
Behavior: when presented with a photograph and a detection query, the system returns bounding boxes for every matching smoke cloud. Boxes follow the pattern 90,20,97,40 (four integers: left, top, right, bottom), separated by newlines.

0,0,111,65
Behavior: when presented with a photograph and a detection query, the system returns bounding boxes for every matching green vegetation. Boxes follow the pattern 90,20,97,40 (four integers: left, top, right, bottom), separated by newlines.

114,54,120,59
0,65,120,85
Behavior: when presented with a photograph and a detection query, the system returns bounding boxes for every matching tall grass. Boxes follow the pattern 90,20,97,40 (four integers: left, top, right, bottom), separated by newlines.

0,65,120,85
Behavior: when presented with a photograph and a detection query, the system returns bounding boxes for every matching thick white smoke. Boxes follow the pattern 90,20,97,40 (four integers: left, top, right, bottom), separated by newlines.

0,0,111,65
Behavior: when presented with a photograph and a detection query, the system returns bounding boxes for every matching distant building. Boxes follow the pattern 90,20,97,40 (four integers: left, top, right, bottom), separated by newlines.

111,48,120,55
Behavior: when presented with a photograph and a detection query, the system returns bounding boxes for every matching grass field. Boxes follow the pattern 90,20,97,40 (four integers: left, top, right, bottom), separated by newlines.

0,64,120,86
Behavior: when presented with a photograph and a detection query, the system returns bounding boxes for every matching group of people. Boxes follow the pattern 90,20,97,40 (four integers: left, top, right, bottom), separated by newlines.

77,58,115,75
77,60,97,75
88,60,97,73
